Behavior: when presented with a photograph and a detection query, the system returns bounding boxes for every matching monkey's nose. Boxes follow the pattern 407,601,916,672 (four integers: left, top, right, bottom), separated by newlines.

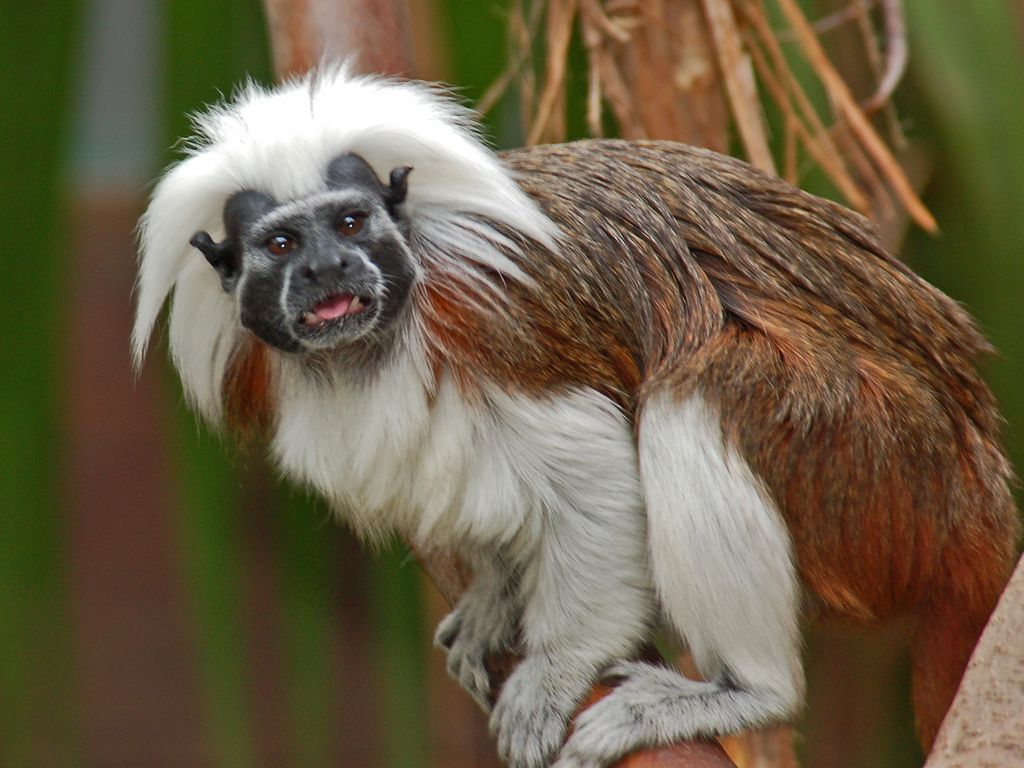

300,255,353,284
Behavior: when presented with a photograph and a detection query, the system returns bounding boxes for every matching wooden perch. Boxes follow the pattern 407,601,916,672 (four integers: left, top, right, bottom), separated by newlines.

260,0,735,765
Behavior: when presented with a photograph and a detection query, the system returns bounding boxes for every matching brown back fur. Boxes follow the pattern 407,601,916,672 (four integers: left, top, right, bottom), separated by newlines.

494,141,1018,745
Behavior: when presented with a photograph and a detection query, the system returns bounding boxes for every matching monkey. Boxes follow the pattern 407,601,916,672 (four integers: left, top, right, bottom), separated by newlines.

133,66,1019,768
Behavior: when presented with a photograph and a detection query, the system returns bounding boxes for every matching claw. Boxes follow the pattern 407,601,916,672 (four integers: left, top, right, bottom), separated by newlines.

434,612,461,650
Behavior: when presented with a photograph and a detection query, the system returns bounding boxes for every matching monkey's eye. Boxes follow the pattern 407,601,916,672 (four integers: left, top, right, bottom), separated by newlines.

265,233,297,256
338,213,366,237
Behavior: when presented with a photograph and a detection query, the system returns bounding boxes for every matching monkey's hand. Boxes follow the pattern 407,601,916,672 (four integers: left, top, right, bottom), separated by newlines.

434,564,520,711
491,654,593,768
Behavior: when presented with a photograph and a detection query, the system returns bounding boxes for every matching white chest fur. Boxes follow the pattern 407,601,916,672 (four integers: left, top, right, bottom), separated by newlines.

270,353,643,554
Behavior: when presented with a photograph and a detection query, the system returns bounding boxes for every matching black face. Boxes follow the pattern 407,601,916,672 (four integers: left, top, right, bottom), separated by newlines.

190,154,416,354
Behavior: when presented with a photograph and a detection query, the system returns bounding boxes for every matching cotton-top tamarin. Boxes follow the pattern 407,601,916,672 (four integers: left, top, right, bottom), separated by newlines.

133,67,1018,768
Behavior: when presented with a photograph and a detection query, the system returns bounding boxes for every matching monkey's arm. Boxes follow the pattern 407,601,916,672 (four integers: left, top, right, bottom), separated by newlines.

481,391,655,768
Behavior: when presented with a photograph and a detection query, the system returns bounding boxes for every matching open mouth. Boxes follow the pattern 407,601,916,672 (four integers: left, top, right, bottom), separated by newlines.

299,292,374,329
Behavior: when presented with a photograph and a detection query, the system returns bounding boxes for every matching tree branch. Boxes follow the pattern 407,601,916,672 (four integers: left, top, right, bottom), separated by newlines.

924,554,1024,767
261,0,415,79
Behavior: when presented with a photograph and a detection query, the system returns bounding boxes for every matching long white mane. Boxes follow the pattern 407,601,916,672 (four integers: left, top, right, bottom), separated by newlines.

133,64,557,422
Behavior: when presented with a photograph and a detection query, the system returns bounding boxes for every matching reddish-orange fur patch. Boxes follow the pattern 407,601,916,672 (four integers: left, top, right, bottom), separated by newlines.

223,336,274,435
418,277,643,410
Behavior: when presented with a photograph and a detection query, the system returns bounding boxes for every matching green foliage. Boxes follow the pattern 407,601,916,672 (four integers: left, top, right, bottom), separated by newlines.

903,0,1024,479
160,2,272,762
369,545,428,768
275,490,341,768
0,1,83,764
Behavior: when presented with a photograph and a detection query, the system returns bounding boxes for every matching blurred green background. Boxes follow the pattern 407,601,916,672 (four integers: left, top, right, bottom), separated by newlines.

1,1,1021,766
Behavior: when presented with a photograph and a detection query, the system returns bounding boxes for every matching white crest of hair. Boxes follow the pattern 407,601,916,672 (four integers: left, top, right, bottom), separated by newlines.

639,391,803,704
132,62,559,421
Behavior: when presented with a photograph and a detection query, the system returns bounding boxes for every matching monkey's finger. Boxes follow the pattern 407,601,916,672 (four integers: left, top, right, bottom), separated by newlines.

434,611,462,649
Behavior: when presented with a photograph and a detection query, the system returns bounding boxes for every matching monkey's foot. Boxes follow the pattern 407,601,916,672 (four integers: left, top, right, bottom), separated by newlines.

435,589,518,711
491,656,590,768
553,661,791,768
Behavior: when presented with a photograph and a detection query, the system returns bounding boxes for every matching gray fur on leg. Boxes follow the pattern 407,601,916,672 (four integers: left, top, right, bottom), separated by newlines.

553,661,799,768
483,391,653,768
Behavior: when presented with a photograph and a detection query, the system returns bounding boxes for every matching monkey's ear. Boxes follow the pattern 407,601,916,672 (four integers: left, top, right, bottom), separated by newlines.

190,231,240,293
191,190,278,293
386,166,413,217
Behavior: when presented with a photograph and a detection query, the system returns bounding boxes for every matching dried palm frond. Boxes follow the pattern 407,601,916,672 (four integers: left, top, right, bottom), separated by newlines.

485,0,934,234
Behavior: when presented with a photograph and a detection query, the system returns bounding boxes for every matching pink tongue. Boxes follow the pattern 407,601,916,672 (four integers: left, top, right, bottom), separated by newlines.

314,293,355,320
